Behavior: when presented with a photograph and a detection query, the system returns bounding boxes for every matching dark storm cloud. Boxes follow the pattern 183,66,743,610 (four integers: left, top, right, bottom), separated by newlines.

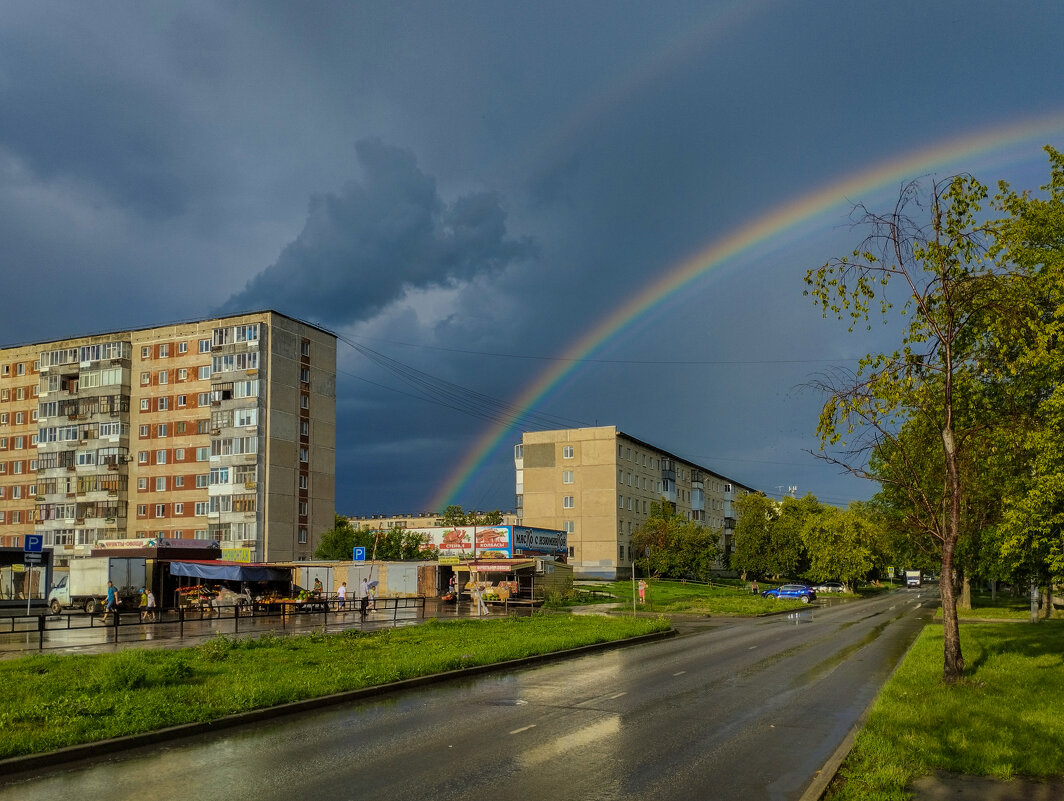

219,138,536,325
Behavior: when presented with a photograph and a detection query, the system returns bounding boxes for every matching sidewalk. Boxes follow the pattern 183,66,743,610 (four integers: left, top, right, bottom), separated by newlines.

909,772,1064,800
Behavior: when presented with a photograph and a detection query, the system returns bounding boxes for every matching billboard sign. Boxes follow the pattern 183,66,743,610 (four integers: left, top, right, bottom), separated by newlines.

408,526,567,558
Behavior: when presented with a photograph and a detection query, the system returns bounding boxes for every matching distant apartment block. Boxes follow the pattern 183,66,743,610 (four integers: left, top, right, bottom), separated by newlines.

514,426,756,579
0,311,336,563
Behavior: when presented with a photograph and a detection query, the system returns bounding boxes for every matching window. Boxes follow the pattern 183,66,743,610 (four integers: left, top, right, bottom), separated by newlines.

299,474,308,490
138,478,148,490
563,495,574,509
199,339,211,353
139,425,149,438
178,342,188,354
15,411,24,425
140,399,151,411
156,450,167,464
141,372,151,385
157,423,167,437
175,448,185,461
563,445,574,459
153,504,165,518
159,344,169,358
562,470,573,484
175,475,184,488
514,444,523,459
138,451,148,464
195,501,209,515
175,503,184,515
198,366,211,380
626,473,632,486
619,495,624,508
301,341,311,357
564,520,574,533
141,346,151,359
137,504,147,516
177,395,186,407
299,419,309,436
300,394,309,409
299,501,308,516
298,528,308,544
299,447,308,463
178,368,187,381
198,393,209,406
196,447,209,461
627,497,633,511
300,367,310,384
196,474,209,488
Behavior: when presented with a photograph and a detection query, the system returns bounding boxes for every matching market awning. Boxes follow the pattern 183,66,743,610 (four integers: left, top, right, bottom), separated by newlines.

456,560,536,573
168,560,291,582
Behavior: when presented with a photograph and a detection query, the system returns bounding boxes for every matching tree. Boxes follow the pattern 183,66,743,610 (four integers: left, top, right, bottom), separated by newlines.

440,505,469,526
633,501,721,581
804,164,1044,681
800,503,878,591
439,505,506,526
731,493,811,579
314,514,374,560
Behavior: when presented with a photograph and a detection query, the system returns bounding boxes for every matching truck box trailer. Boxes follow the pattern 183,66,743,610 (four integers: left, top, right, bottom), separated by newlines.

47,556,147,614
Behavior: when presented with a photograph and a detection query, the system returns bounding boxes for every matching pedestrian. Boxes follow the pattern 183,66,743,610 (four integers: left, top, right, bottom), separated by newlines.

359,577,369,619
751,579,759,595
100,580,119,622
313,577,323,597
367,583,376,612
638,579,647,605
138,587,148,622
146,589,157,622
337,581,347,610
448,573,457,600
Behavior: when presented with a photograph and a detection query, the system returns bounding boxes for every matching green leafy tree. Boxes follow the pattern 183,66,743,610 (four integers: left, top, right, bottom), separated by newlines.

801,504,878,591
803,157,1060,681
731,493,812,579
313,514,374,560
440,505,469,526
633,501,721,580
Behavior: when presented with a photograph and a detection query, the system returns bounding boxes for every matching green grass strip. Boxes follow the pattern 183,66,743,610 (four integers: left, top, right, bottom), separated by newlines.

0,613,668,759
827,621,1064,800
569,579,820,615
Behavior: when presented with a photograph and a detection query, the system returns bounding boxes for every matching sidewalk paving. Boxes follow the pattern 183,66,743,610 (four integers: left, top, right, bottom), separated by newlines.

910,772,1064,800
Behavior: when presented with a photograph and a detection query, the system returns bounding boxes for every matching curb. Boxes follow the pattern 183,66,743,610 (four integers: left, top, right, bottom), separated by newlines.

0,628,675,780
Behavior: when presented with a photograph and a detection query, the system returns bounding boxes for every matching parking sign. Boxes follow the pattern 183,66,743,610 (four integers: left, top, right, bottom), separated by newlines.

353,546,366,562
24,534,43,553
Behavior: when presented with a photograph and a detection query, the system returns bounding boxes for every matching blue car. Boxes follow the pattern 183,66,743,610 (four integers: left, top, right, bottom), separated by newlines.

761,584,816,603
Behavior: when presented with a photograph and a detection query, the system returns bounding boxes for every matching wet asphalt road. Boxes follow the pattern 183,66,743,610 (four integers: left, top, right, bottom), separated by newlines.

0,588,935,801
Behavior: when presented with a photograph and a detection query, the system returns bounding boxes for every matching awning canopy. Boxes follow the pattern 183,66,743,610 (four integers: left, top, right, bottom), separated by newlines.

168,560,291,583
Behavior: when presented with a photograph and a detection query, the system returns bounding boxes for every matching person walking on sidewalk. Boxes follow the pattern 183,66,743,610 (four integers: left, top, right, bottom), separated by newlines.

358,577,369,619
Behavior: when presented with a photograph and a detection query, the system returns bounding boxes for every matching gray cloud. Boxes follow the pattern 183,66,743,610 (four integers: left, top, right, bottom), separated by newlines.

219,138,536,325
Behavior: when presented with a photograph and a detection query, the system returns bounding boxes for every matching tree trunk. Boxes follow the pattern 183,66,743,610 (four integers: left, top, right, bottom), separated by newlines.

940,427,964,682
1042,585,1054,619
959,572,971,610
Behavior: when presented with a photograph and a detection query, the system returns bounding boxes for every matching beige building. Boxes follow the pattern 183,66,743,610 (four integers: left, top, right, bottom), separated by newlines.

514,426,756,579
0,311,335,563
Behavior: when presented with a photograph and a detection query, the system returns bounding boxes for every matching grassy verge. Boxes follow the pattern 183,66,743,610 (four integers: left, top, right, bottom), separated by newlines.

569,579,813,615
932,591,1060,620
0,613,668,759
827,621,1064,800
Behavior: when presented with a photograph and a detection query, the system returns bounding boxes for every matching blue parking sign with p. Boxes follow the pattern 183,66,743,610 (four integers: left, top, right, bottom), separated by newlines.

25,534,43,553
353,546,366,562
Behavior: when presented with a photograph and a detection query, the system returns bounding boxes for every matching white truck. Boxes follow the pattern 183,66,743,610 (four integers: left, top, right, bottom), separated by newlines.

47,557,147,614
905,570,922,588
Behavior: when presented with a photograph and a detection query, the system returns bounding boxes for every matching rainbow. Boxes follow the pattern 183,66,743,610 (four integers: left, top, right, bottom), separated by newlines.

430,114,1064,510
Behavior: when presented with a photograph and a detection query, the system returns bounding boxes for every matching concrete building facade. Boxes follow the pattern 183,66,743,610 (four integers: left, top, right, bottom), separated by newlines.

0,311,336,563
514,426,756,579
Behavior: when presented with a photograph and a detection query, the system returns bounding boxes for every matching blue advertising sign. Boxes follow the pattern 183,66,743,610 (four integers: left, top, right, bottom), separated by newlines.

24,534,44,553
353,546,366,562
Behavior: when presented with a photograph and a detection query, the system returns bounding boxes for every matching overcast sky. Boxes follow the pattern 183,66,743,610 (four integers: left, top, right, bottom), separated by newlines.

2,1,1062,516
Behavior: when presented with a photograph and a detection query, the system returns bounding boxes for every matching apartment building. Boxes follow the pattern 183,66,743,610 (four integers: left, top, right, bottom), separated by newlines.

0,311,336,563
514,426,756,579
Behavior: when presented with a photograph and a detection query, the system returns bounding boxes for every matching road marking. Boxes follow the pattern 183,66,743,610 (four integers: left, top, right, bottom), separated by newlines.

608,692,627,699
510,725,536,735
673,670,686,676
748,645,758,650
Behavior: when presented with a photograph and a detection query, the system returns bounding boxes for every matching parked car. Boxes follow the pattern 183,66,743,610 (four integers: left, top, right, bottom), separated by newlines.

761,584,816,603
813,581,846,593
